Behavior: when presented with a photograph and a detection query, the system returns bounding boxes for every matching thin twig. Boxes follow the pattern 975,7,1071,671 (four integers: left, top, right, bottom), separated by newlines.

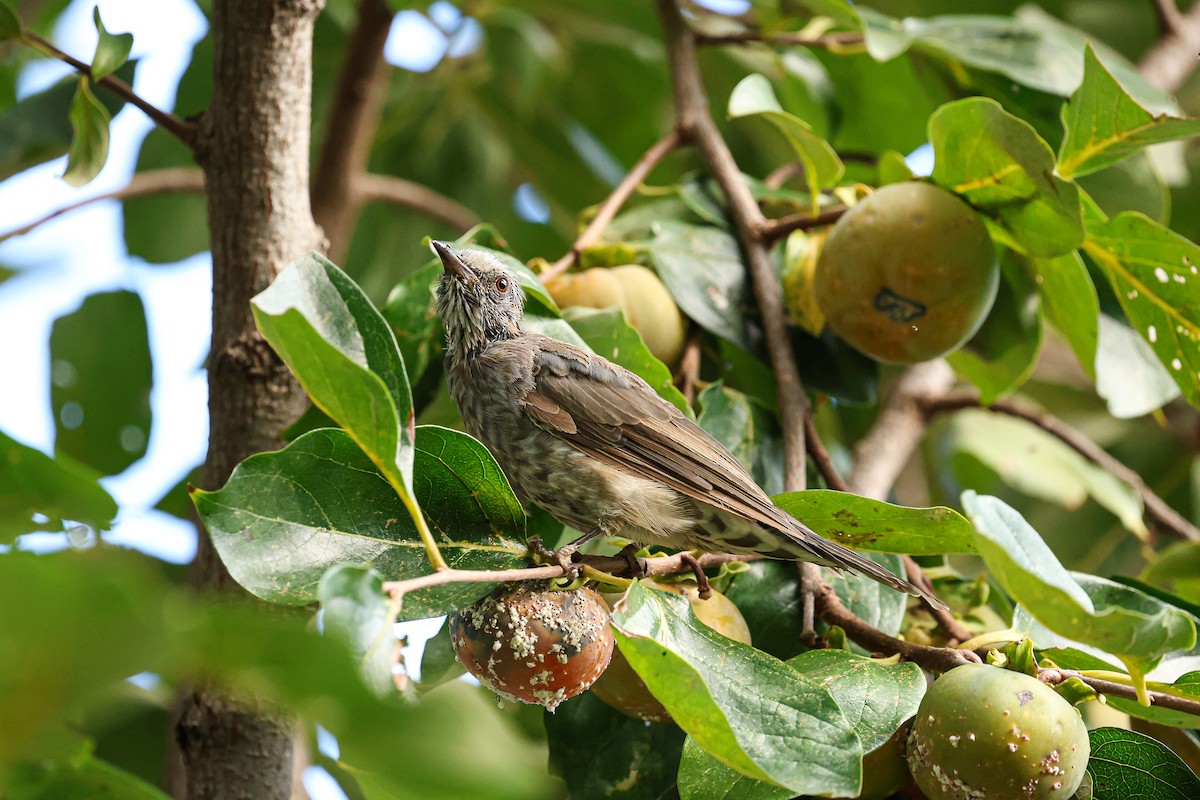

1150,0,1184,35
764,161,805,190
804,411,848,492
0,168,204,242
1138,0,1200,93
380,551,754,599
24,32,196,148
694,30,865,49
816,582,981,672
758,205,848,244
1041,668,1200,718
355,173,481,232
542,128,685,283
921,392,1200,543
673,326,702,405
311,0,394,261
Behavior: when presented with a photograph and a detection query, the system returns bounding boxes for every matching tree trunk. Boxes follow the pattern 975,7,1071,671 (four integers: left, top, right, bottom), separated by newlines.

170,1,325,798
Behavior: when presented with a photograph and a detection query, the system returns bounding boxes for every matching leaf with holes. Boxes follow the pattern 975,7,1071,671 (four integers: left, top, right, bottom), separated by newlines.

1083,212,1200,409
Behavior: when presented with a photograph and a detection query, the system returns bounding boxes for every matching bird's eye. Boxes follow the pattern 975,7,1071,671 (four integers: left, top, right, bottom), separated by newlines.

495,276,509,293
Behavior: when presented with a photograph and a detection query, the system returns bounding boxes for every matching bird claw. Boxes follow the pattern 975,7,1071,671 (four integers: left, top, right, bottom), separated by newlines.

528,537,583,578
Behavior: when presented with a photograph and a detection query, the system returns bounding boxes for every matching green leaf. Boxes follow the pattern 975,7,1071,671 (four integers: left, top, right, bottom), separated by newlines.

417,618,463,690
1085,728,1200,799
773,490,977,555
545,692,685,800
677,736,790,800
4,751,172,800
89,7,132,81
698,383,783,498
50,291,152,476
252,253,420,523
723,561,805,661
648,222,759,352
1060,45,1200,180
0,62,133,183
1083,212,1200,409
317,565,397,695
611,582,861,796
930,97,1082,258
381,260,443,388
962,492,1196,673
0,549,550,798
948,410,1148,541
193,427,526,618
62,77,111,187
946,253,1042,403
565,306,690,414
825,553,908,653
0,429,117,542
1095,314,1181,419
1032,251,1098,376
728,75,844,202
0,2,21,41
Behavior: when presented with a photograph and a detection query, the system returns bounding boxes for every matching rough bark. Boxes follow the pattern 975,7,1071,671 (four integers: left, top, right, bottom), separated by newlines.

171,1,326,798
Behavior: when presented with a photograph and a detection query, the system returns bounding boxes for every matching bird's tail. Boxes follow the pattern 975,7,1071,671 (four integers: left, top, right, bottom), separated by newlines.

778,519,949,611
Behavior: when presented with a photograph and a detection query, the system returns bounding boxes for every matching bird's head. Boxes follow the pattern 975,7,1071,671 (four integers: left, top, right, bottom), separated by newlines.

432,240,527,361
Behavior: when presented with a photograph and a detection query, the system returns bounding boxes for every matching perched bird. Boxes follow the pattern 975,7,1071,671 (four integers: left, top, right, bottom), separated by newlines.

431,241,945,609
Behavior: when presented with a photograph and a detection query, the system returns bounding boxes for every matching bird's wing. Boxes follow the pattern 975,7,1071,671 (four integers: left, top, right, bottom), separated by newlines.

517,335,943,607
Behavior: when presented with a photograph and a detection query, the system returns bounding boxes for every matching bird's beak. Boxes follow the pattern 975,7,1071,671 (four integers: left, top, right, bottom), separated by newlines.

431,240,473,281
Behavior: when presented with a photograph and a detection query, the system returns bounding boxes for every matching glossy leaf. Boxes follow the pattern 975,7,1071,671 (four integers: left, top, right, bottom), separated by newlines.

698,383,783,498
728,75,843,202
1032,251,1098,375
545,692,685,800
0,430,117,542
826,553,908,652
565,306,690,414
963,492,1196,673
649,222,759,352
49,291,152,476
1084,212,1200,409
611,582,861,796
317,565,397,695
381,260,442,388
193,427,526,619
90,8,132,81
1059,45,1200,180
930,97,1082,258
1085,728,1200,799
946,253,1042,403
773,490,977,555
252,252,418,518
62,77,110,187
722,561,805,661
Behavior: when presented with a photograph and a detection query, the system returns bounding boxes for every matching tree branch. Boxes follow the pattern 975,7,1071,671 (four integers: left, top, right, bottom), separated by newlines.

1138,0,1200,93
847,360,956,502
542,128,684,283
655,0,809,491
355,173,481,233
24,32,196,148
0,168,204,242
921,392,1200,543
311,0,394,261
1041,668,1200,718
694,30,864,49
757,205,847,244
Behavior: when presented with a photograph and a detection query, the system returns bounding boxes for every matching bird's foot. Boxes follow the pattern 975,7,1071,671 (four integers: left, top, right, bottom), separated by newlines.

529,537,582,578
678,551,712,599
615,543,646,579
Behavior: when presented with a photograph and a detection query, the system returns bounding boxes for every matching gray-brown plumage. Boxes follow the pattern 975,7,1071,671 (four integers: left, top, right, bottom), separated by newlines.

432,241,945,609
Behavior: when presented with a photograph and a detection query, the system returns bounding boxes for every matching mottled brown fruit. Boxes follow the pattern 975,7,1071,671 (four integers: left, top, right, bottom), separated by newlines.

590,580,751,722
545,265,687,365
449,584,614,711
814,182,998,364
906,664,1089,800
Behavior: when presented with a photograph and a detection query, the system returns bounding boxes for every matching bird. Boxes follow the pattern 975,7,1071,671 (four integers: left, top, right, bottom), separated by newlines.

430,240,946,610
